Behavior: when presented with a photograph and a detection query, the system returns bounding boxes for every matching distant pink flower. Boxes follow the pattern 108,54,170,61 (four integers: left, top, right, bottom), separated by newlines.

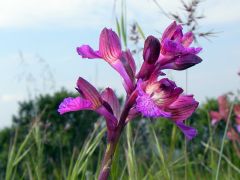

227,128,239,141
234,105,240,132
210,95,229,125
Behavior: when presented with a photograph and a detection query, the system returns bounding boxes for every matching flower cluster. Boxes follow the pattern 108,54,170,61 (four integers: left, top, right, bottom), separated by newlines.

58,21,202,141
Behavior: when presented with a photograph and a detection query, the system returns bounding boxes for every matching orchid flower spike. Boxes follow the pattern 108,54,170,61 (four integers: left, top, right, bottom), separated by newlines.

58,22,203,180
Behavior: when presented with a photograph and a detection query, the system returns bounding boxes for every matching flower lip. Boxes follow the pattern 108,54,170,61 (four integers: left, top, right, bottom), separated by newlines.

136,79,171,118
145,78,183,107
58,97,93,115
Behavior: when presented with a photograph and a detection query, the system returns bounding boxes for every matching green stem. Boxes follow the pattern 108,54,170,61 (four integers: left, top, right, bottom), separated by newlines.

168,125,177,161
98,88,137,180
98,133,120,180
184,68,188,180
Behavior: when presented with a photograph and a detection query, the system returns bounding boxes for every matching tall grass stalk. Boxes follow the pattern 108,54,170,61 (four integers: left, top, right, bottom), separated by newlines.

168,125,177,161
215,103,234,180
67,124,106,180
125,123,138,180
201,142,240,174
150,125,170,179
185,69,189,180
5,128,33,180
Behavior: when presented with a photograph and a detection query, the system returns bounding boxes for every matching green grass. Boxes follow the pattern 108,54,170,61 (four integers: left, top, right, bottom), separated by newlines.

2,116,240,180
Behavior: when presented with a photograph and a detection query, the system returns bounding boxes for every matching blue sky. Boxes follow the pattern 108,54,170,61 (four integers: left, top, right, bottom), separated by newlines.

1,0,240,128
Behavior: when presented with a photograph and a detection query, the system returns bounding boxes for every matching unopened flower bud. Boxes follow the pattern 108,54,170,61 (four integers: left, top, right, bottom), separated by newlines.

143,36,161,64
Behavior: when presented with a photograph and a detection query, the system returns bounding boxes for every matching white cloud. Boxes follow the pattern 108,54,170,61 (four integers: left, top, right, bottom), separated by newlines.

0,94,23,102
0,0,113,28
204,0,240,24
1,0,239,29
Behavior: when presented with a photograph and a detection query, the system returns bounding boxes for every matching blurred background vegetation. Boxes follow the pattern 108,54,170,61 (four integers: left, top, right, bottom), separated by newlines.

0,90,240,179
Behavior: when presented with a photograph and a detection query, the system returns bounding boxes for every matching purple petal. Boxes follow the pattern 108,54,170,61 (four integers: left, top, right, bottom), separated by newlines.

186,47,202,54
167,95,199,121
111,59,134,94
161,21,178,42
58,97,92,115
160,54,202,70
181,32,194,47
161,39,185,56
136,81,171,118
161,39,201,56
76,77,102,108
101,88,121,119
175,121,197,140
172,25,183,42
122,49,136,75
77,45,101,59
120,56,135,82
96,106,118,130
136,62,155,80
99,28,122,64
175,54,202,69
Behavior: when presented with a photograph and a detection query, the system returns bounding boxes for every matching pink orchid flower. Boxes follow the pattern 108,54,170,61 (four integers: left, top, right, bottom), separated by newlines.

136,78,198,140
210,95,230,125
77,28,136,94
234,105,240,132
58,77,119,136
157,21,202,71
